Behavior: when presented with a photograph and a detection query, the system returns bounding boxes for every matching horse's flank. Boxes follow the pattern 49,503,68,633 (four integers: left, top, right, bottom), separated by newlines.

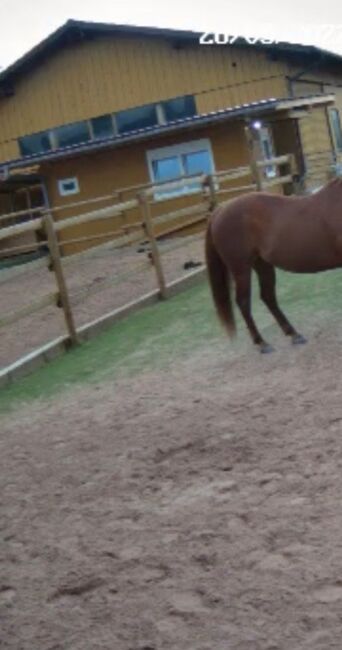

210,177,342,274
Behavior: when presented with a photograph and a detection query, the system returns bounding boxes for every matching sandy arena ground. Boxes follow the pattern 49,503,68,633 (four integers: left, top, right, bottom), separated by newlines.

1,315,342,649
0,235,204,369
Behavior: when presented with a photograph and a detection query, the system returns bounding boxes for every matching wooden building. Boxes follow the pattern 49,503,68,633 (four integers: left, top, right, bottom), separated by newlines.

0,20,342,254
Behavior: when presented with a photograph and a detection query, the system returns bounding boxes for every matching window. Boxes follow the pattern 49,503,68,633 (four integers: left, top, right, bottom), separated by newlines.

183,149,212,175
19,131,52,156
91,114,115,139
147,139,215,199
116,104,159,134
58,177,80,196
161,96,197,122
152,156,182,183
329,108,342,152
259,126,276,178
17,95,197,159
54,121,90,148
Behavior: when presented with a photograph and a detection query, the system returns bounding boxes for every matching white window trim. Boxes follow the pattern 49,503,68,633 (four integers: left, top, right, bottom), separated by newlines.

328,107,342,154
259,126,277,178
155,103,167,125
146,138,216,200
58,177,80,197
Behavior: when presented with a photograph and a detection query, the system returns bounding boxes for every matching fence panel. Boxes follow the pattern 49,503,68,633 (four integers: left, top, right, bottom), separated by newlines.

0,156,295,373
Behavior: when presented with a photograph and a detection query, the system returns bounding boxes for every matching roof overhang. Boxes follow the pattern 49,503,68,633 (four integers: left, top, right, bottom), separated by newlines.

1,19,342,90
0,166,42,192
0,94,335,174
275,94,335,111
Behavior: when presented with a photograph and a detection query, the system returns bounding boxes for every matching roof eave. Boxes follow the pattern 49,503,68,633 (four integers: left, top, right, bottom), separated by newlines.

0,94,334,172
1,19,342,87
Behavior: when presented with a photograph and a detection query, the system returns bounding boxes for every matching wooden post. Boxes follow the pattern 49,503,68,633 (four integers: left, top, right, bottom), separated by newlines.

285,153,297,194
244,124,264,191
288,153,296,176
137,191,167,299
202,174,217,214
43,212,79,345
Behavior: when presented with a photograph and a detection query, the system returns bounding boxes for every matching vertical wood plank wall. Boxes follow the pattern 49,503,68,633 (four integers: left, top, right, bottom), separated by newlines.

0,36,289,161
297,107,334,186
43,120,250,255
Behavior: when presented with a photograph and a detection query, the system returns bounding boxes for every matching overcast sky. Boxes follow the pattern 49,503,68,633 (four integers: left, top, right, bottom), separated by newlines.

1,0,342,70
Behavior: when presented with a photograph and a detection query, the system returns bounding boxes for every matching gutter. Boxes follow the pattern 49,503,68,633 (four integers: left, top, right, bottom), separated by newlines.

0,94,335,174
0,99,279,172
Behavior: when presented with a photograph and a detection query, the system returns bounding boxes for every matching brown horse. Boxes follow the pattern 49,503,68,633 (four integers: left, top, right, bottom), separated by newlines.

205,177,342,352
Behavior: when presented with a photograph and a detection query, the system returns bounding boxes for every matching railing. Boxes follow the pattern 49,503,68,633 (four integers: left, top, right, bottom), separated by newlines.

302,149,336,190
0,154,296,372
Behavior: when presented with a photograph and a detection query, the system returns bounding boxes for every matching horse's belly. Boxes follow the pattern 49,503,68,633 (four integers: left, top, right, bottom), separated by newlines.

272,257,335,273
263,243,340,273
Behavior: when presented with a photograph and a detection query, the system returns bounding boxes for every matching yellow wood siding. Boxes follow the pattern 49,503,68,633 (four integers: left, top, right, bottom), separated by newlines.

286,65,342,125
0,139,20,161
324,84,342,114
286,62,342,88
196,75,287,113
286,59,342,110
42,120,249,255
298,108,331,155
0,36,288,162
298,106,333,186
325,86,342,161
290,80,324,97
290,69,342,163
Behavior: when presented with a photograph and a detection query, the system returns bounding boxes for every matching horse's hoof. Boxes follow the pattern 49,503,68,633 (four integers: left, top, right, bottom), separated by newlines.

259,342,275,354
292,333,307,346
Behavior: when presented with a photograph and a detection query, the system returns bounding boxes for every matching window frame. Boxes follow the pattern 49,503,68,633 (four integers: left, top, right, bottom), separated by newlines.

54,121,91,149
146,138,216,200
259,126,277,179
89,113,117,140
161,95,197,122
328,107,342,154
57,177,80,197
116,103,159,135
18,95,197,158
18,131,53,157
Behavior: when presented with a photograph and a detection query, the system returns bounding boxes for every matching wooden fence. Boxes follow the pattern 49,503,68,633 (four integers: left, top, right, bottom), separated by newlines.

0,154,296,378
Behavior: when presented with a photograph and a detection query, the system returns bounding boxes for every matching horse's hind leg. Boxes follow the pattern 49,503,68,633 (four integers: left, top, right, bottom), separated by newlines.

253,258,307,345
233,266,274,353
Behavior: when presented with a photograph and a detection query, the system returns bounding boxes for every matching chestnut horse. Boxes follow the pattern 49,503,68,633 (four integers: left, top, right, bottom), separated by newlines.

205,177,342,353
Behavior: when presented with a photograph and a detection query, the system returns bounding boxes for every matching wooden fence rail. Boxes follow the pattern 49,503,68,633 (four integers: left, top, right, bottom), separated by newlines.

256,154,291,168
0,155,292,243
0,154,296,373
0,205,45,224
0,217,43,242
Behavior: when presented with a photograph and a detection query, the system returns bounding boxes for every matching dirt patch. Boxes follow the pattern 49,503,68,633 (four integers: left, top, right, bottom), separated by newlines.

0,235,204,368
1,321,342,649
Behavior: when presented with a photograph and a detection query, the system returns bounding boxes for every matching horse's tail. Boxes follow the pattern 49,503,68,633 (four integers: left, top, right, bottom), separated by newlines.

205,221,236,337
